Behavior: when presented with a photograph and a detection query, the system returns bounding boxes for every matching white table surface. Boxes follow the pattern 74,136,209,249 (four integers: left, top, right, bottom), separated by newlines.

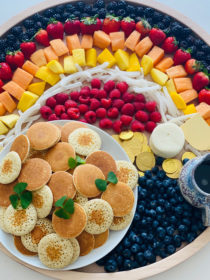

0,0,210,279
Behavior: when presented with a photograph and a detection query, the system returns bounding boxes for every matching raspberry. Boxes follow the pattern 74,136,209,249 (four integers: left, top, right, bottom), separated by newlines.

97,89,107,99
120,115,133,126
113,120,123,133
80,86,90,96
101,98,112,109
46,97,57,109
78,104,89,114
112,99,125,109
60,113,69,120
145,121,156,132
79,95,90,104
54,105,65,116
145,101,157,112
104,80,115,92
67,108,80,120
64,100,77,109
109,89,121,99
131,120,145,132
40,106,52,120
96,108,106,118
84,111,97,124
82,86,91,92
122,92,135,103
135,110,149,122
133,102,145,111
99,118,113,129
90,98,100,110
135,94,145,103
121,103,135,116
80,118,88,123
107,107,119,119
90,88,99,98
91,78,101,89
70,91,80,101
48,114,59,121
150,111,161,123
55,93,69,104
116,81,128,93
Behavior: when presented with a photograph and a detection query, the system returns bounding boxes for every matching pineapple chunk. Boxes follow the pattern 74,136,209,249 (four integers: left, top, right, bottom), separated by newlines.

97,48,116,68
170,92,187,110
17,91,39,112
0,114,19,129
47,60,64,74
166,79,177,95
64,56,77,74
182,104,197,115
127,53,140,72
27,81,46,96
114,49,129,71
0,121,9,135
72,49,86,66
35,66,60,86
150,68,168,86
86,48,97,67
141,55,153,75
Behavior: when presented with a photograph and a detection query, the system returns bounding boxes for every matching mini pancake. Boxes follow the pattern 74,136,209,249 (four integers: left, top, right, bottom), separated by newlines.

21,218,54,252
101,182,134,217
4,204,37,236
10,135,30,163
61,122,87,142
86,151,117,178
32,185,53,218
48,171,76,204
28,149,47,160
0,151,21,184
110,212,134,231
94,229,109,249
76,231,95,256
27,122,61,151
116,160,138,189
38,233,73,269
84,199,113,234
45,142,75,172
73,192,88,206
0,206,9,233
73,164,105,198
52,203,87,238
14,236,37,256
68,128,101,156
0,180,17,207
18,158,52,191
69,238,80,264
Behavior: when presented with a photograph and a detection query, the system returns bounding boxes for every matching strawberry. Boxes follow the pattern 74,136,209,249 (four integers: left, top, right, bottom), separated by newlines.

135,19,151,37
0,79,4,93
0,63,13,80
102,15,121,34
20,41,36,59
80,16,102,35
47,19,64,39
198,89,210,105
185,59,201,75
64,17,81,35
6,50,24,69
149,28,166,45
161,37,178,53
35,29,50,46
173,49,191,65
192,72,209,91
121,17,135,37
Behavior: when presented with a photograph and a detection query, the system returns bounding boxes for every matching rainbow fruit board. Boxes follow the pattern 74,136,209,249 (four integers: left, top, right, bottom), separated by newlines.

0,0,209,279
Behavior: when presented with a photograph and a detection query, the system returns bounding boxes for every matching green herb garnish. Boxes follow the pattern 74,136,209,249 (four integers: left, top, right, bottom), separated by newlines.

54,196,75,219
107,171,118,184
9,182,32,209
68,155,85,169
95,171,118,192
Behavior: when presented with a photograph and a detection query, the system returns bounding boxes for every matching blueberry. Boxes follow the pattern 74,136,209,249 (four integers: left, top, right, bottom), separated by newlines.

126,4,135,14
123,237,131,248
151,166,159,174
166,244,176,254
123,259,132,270
144,7,154,17
115,244,123,254
73,11,81,19
166,226,175,236
0,53,5,62
135,252,144,263
152,241,161,249
0,39,6,51
129,233,141,244
164,235,173,245
98,8,106,18
131,260,139,269
6,34,16,45
144,250,156,262
104,260,117,272
106,1,118,11
138,176,146,186
196,51,205,60
75,1,85,11
186,232,196,243
157,170,166,179
26,28,36,38
156,227,166,239
141,218,147,227
191,224,198,232
55,4,65,14
65,4,76,12
11,25,23,36
62,12,71,21
139,188,147,199
152,220,159,228
23,19,34,28
152,11,163,22
178,224,188,233
146,179,154,189
134,212,141,222
195,39,204,47
156,206,165,214
171,23,183,37
150,200,157,208
44,8,55,17
52,13,62,21
137,204,145,214
155,181,163,189
83,4,92,14
157,22,165,30
162,15,171,27
136,6,144,16
131,243,140,253
13,41,20,50
117,0,127,9
145,170,152,178
141,232,148,241
162,179,171,188
116,255,123,266
32,13,43,21
158,249,168,259
96,257,107,266
201,44,210,54
147,233,154,241
156,157,164,166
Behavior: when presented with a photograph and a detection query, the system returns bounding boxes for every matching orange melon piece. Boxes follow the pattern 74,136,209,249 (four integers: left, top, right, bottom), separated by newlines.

205,118,210,126
66,34,81,53
147,46,164,65
0,91,16,113
30,49,47,67
2,81,24,100
93,30,111,49
196,102,210,119
125,30,141,51
135,37,153,58
166,65,187,78
155,57,174,72
110,32,125,52
22,60,39,76
44,46,58,62
12,68,33,90
0,103,6,116
179,89,198,103
81,35,93,50
50,39,69,56
174,78,193,93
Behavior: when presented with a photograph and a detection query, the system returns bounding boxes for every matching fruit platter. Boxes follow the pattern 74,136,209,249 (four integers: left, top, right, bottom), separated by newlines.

0,0,209,279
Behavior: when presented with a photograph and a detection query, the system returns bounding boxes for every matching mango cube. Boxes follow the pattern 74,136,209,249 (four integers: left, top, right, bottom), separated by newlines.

72,49,86,66
0,114,19,129
27,82,46,96
182,104,197,115
17,91,39,112
141,55,153,76
166,79,177,95
150,68,168,86
0,120,8,135
127,53,140,72
64,56,77,74
35,66,60,86
114,49,129,71
97,48,116,68
86,48,97,67
47,60,64,74
170,92,187,110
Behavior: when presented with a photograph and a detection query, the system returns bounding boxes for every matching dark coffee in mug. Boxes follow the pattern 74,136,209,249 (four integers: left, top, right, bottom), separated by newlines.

194,160,210,194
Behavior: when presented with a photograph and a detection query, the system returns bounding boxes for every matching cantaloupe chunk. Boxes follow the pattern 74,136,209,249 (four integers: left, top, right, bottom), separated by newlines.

12,68,33,90
0,103,6,116
50,39,69,56
64,56,77,74
127,53,140,71
86,49,97,67
17,91,39,112
125,30,141,51
81,35,93,50
44,46,58,62
2,81,24,100
0,91,16,113
166,65,187,78
93,30,111,49
72,49,86,66
179,89,198,103
166,79,177,95
170,92,187,110
174,77,193,93
30,49,47,67
196,102,210,119
110,32,125,52
35,66,60,86
147,46,164,65
0,114,19,129
47,60,64,74
205,118,210,126
150,68,168,86
114,49,129,70
141,55,153,75
0,121,8,135
27,81,46,96
156,57,174,73
182,104,197,115
135,37,153,58
97,48,116,68
22,60,39,76
66,34,81,53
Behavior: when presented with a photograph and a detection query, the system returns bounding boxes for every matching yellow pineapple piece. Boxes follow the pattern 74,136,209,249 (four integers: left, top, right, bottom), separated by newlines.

35,66,60,86
141,55,153,75
114,49,129,71
47,60,64,74
86,48,97,67
0,114,19,129
150,68,168,86
0,121,8,135
97,48,116,68
17,91,39,112
72,49,86,66
182,104,197,115
127,53,141,72
27,81,46,96
64,56,77,74
170,92,187,110
166,79,177,95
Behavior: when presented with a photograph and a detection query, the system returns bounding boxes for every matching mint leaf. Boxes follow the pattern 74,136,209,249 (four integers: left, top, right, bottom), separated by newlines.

55,196,67,207
55,208,70,219
95,179,107,191
68,157,77,169
14,182,28,195
9,194,19,209
64,199,74,214
20,191,32,209
107,171,118,184
76,155,85,165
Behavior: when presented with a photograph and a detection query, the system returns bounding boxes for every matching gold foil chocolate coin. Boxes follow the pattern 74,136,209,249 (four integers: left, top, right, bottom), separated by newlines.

136,152,155,171
119,131,134,140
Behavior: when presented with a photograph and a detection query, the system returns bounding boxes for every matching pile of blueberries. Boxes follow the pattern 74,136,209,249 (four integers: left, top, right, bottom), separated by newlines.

96,157,206,272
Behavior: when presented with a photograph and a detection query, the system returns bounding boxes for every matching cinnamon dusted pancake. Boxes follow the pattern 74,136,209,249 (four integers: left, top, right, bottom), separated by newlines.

0,206,9,232
61,121,87,142
0,151,21,184
14,236,37,256
116,160,138,189
110,212,134,231
73,192,88,206
69,238,80,264
10,135,30,163
76,231,95,256
32,185,53,218
0,180,17,207
94,229,109,249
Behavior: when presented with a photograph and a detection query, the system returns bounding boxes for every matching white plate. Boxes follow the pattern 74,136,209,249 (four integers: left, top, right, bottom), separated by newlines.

0,120,137,270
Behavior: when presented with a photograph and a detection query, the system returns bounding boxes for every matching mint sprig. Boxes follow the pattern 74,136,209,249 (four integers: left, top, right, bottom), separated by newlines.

9,182,32,209
54,196,74,219
68,155,85,169
95,171,118,192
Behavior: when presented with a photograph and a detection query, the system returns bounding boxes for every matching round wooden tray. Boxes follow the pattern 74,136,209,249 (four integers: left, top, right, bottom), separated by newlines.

0,0,210,279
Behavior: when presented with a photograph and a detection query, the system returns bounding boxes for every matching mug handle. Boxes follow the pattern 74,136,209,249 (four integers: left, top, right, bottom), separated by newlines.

202,206,210,226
